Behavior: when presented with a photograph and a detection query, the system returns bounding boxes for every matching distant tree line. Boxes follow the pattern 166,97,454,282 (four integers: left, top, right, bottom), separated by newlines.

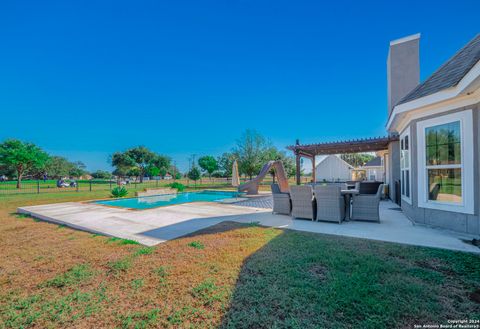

3,130,369,189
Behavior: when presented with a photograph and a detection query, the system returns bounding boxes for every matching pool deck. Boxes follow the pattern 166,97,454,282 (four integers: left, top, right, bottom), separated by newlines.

17,198,480,253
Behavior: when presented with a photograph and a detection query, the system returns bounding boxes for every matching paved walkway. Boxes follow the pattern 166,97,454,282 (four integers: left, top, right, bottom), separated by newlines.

18,199,479,253
232,196,273,209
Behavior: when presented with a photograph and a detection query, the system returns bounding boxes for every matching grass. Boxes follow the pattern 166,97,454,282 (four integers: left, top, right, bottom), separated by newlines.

42,264,93,288
0,192,479,328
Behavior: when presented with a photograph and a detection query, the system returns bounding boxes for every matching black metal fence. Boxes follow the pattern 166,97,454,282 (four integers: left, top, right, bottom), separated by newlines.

0,176,306,196
0,178,227,195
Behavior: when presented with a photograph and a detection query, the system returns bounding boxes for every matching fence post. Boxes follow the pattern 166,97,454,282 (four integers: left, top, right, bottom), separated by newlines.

89,180,92,192
109,180,112,190
156,179,158,187
76,181,79,192
37,180,40,194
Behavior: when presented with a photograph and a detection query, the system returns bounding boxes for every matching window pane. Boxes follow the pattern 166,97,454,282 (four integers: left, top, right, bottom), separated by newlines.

448,122,461,143
437,144,449,165
426,146,437,165
427,168,462,203
405,170,410,198
426,128,437,146
401,171,405,194
405,135,409,150
425,121,461,166
436,126,449,145
453,142,461,164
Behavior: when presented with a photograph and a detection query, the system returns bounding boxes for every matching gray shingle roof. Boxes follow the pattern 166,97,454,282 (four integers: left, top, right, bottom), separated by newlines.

397,33,480,105
364,156,382,167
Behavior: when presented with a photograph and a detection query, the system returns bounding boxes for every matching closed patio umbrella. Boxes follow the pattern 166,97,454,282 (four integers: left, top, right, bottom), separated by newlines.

232,160,240,187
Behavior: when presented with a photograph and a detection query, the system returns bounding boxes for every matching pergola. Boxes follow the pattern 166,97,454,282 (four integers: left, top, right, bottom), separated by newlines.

286,136,399,184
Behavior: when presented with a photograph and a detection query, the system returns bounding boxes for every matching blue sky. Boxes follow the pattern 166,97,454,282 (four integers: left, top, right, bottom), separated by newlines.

0,0,478,172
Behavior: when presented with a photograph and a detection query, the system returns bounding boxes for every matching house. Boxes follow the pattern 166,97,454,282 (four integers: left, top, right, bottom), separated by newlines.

362,156,384,181
163,173,173,180
289,33,479,237
386,33,480,236
314,155,353,182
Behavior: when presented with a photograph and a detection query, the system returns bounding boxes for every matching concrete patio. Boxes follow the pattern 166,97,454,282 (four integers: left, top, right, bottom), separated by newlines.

18,197,480,253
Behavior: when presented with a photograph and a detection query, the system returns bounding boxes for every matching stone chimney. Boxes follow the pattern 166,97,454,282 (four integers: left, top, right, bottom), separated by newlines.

387,33,420,114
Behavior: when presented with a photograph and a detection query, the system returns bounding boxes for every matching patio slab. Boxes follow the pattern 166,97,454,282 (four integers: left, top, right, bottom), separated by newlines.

17,199,480,253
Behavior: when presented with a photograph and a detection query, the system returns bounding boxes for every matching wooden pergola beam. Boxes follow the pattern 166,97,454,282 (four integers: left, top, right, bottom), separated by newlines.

289,136,398,185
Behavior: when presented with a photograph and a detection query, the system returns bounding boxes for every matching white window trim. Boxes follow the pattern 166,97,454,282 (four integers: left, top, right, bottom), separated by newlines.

416,110,474,214
400,127,412,204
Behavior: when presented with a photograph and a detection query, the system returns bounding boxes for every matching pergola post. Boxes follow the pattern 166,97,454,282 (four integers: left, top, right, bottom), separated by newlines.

295,153,301,185
311,156,316,183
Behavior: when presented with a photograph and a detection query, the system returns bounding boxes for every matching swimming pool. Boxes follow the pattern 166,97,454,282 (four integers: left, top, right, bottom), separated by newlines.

93,190,244,210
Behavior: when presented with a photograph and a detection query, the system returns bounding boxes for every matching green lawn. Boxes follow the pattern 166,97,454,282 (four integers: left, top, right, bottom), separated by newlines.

0,192,479,328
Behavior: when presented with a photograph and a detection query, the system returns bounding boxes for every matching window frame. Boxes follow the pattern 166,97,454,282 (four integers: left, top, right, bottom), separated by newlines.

400,127,412,204
416,110,474,214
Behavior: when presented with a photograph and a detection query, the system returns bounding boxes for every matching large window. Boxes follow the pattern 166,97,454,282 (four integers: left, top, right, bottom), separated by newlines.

416,110,474,214
400,129,411,203
425,122,462,203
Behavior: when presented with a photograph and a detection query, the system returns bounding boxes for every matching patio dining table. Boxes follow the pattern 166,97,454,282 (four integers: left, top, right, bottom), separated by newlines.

341,189,359,221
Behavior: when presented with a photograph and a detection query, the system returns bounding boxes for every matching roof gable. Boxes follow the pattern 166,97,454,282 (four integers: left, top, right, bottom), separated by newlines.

397,34,480,105
363,156,382,167
315,155,354,169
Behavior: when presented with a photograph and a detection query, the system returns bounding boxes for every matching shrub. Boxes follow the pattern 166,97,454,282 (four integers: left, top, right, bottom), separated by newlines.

168,182,185,192
187,241,204,249
111,186,128,198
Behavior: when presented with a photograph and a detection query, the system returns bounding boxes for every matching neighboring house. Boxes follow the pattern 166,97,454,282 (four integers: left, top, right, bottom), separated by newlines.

163,173,173,180
362,156,384,181
315,155,353,182
386,33,480,236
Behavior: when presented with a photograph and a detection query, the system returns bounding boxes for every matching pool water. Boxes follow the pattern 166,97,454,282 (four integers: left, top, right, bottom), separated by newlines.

93,190,243,210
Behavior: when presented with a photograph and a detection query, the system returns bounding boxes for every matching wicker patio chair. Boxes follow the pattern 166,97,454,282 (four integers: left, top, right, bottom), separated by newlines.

290,185,316,220
351,184,383,222
314,185,345,223
271,184,291,215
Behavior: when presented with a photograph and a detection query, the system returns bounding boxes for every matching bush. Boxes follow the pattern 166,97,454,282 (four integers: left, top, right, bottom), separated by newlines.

91,170,113,179
168,182,185,192
111,186,128,198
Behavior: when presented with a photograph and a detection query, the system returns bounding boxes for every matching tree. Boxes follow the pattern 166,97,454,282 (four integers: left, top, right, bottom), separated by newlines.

262,147,296,178
44,156,72,178
69,161,87,178
91,170,113,179
340,153,375,167
158,167,167,178
187,166,201,181
0,139,50,188
111,146,158,183
233,130,271,179
198,155,218,179
151,155,171,173
146,165,160,178
217,152,235,177
187,166,201,189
